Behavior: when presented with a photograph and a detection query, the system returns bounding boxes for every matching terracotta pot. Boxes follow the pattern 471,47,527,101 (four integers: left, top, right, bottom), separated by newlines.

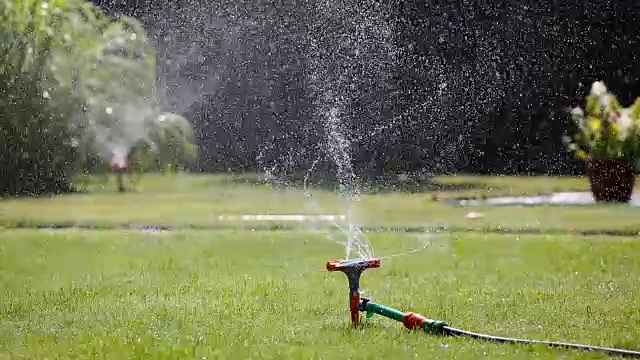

585,157,636,203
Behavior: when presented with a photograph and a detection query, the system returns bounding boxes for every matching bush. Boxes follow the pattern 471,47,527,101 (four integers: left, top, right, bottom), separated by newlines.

0,0,183,196
0,21,76,195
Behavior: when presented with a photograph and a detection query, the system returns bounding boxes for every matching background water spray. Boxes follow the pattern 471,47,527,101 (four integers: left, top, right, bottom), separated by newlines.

93,0,640,177
54,14,163,164
261,0,402,259
82,1,473,259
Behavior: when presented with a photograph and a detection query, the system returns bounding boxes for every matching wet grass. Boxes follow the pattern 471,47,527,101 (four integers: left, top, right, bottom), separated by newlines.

1,229,639,359
1,173,640,234
2,175,639,358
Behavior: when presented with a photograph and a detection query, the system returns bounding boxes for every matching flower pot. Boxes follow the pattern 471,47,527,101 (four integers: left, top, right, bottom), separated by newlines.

585,157,636,203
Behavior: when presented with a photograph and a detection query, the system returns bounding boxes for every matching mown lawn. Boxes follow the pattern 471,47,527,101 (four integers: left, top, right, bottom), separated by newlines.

1,174,639,358
1,229,639,359
1,174,640,234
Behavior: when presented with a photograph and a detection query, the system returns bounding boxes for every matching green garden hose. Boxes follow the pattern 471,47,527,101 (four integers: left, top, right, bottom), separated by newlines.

442,326,640,358
325,258,640,357
360,298,640,358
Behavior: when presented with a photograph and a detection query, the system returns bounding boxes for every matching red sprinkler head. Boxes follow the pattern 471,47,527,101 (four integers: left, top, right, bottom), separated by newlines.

326,258,381,326
326,258,380,272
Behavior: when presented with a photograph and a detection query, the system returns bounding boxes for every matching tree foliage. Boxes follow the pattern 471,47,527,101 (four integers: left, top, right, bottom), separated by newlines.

0,0,197,196
0,0,77,195
129,113,198,174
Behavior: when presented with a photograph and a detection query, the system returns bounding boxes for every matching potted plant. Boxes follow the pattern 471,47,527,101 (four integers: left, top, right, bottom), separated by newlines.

563,80,640,203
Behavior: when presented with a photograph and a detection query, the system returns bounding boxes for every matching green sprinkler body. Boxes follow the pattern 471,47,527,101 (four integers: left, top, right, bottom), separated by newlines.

359,298,447,334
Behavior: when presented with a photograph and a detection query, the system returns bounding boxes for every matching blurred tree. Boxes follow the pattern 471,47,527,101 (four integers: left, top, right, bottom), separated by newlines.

129,113,198,175
0,0,164,195
0,0,77,196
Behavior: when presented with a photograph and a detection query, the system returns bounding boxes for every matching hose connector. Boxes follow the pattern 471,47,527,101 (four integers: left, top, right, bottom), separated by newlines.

359,298,447,334
403,312,447,334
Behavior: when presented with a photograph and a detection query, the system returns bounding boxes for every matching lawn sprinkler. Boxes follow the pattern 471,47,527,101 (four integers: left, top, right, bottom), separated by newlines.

326,259,640,358
326,257,380,326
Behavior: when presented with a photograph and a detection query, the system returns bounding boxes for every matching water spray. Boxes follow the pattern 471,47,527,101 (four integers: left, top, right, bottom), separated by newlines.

326,259,640,358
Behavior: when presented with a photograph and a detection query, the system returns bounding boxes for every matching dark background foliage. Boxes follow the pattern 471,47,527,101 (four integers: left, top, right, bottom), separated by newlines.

5,0,639,196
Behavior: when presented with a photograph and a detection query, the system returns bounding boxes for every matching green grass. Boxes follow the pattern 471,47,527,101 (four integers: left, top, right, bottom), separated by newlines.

1,229,639,359
2,174,640,358
1,174,640,234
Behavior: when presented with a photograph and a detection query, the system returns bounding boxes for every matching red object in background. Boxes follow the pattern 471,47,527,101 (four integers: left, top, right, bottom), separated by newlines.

110,154,127,171
111,153,127,193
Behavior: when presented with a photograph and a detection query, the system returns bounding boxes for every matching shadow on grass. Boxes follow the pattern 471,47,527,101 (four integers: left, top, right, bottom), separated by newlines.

218,172,489,195
0,171,492,198
0,185,82,200
317,320,390,333
363,178,488,195
2,219,639,237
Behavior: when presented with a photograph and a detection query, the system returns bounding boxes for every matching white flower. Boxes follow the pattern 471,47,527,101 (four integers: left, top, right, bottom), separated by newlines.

612,108,636,141
617,108,634,131
591,80,608,97
570,106,585,128
599,93,613,110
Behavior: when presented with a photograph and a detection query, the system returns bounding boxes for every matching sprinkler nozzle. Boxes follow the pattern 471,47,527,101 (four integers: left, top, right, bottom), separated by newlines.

326,258,381,272
326,258,380,327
